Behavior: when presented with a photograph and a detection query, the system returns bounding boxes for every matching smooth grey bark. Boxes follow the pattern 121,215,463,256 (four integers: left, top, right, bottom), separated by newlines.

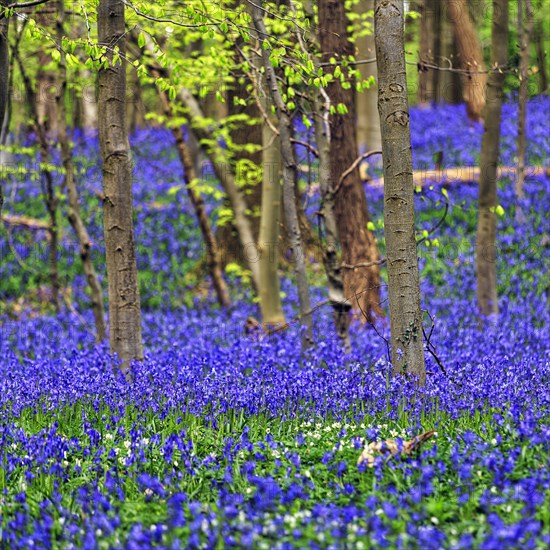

252,1,313,348
516,0,533,198
258,110,285,328
375,0,426,384
56,0,107,342
98,0,144,370
355,0,382,154
476,0,508,319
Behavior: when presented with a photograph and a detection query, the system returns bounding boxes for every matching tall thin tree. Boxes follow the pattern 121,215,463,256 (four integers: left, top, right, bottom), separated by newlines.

318,0,382,322
375,0,426,385
476,0,509,319
516,0,533,198
56,0,107,341
252,1,313,348
98,0,144,369
448,0,487,122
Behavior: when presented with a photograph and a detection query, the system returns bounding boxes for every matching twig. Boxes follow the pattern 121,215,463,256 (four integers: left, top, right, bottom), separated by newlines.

333,149,382,196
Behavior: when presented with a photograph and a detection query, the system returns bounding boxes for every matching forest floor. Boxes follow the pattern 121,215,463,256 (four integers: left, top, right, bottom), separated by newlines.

0,97,549,548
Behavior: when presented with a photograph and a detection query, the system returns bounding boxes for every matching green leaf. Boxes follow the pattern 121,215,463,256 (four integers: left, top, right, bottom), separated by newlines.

367,221,375,231
138,32,146,49
495,204,505,217
51,49,61,63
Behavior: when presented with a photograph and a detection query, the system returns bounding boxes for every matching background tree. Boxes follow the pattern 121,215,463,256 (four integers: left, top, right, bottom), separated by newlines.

318,0,382,322
476,0,509,320
56,0,107,341
448,0,487,122
98,0,144,369
375,0,426,384
516,0,534,198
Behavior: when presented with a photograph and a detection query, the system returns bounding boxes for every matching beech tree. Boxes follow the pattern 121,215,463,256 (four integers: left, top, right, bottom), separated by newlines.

516,0,534,198
476,0,509,319
56,0,107,341
98,0,144,369
375,0,426,384
318,0,382,322
448,0,487,122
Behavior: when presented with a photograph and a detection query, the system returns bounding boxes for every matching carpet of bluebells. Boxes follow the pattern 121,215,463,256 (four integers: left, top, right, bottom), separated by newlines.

0,96,549,548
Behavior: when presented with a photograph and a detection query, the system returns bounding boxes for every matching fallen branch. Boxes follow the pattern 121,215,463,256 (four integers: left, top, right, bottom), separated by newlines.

367,165,550,188
1,213,50,230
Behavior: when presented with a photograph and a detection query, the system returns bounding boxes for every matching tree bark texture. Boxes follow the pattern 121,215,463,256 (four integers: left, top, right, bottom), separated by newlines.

375,0,426,384
355,0,382,154
0,3,8,213
258,110,285,328
516,0,533,198
534,17,548,94
98,0,144,369
318,0,383,322
476,0,508,319
448,0,487,122
252,2,313,349
313,88,352,351
56,0,107,342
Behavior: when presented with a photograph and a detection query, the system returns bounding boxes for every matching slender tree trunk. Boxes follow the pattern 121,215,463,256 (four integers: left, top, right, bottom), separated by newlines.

252,2,313,349
375,0,426,385
81,68,98,130
98,0,144,370
516,0,533,198
476,0,509,320
318,0,382,322
258,114,285,328
154,72,231,308
313,89,352,351
418,0,436,104
178,88,261,292
355,0,382,154
534,17,548,94
15,49,61,313
56,0,107,342
0,4,8,213
448,0,487,122
35,10,58,136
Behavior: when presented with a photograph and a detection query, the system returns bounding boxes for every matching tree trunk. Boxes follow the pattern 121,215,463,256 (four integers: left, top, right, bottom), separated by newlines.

258,110,285,328
154,71,231,308
56,0,107,342
516,0,533,198
98,0,144,370
318,0,383,322
177,87,261,292
0,4,8,212
313,88,352,351
252,2,313,349
375,0,426,385
534,16,548,94
355,0,382,154
476,0,508,320
448,0,487,122
15,49,61,313
418,0,436,104
433,1,461,103
35,10,58,136
81,68,98,130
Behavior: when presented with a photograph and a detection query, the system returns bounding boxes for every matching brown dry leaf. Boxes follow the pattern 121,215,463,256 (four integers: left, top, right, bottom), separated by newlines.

357,430,437,468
